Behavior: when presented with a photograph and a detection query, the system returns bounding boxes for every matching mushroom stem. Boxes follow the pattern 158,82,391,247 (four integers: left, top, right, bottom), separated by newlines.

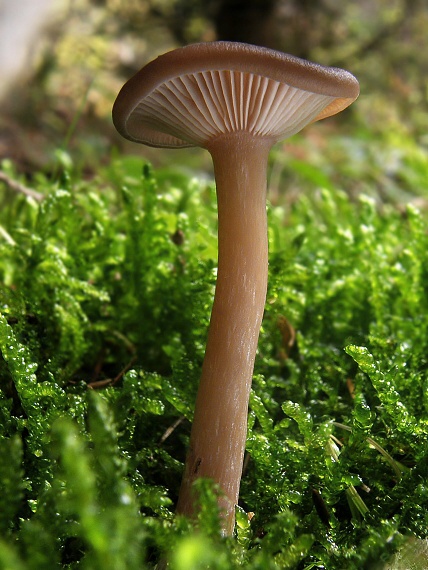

176,134,272,534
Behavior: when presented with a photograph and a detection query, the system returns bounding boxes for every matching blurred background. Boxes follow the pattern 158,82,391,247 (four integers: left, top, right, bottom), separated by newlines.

0,0,427,203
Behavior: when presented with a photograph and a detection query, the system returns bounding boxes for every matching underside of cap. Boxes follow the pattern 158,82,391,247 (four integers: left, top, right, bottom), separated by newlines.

113,41,359,149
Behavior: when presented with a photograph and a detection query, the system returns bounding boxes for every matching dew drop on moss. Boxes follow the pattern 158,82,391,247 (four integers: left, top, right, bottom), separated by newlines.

354,400,373,429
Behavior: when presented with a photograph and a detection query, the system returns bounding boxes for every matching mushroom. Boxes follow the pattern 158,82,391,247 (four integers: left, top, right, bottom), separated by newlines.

112,41,359,534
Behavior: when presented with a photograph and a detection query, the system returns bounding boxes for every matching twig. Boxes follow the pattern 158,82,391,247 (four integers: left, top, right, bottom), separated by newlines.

87,355,137,389
159,416,185,444
0,171,44,202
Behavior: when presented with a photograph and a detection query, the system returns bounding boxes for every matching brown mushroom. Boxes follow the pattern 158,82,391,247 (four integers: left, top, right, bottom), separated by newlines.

112,41,359,534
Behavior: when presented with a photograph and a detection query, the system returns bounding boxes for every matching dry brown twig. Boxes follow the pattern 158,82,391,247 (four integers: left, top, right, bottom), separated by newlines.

159,416,185,445
87,356,137,389
0,170,44,202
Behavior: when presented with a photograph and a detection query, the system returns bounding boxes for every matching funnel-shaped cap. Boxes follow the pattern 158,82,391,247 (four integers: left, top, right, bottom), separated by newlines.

113,41,359,149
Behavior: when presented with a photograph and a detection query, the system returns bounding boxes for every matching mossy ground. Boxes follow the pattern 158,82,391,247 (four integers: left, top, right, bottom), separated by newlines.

1,147,427,569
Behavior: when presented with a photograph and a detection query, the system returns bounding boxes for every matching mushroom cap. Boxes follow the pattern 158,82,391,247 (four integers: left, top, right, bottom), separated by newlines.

112,41,359,149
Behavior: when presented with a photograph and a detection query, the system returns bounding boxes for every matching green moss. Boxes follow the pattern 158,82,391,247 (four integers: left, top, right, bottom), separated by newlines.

1,155,427,568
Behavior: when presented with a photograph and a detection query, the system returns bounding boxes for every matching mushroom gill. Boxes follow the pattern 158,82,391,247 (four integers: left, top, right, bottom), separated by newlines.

125,70,335,147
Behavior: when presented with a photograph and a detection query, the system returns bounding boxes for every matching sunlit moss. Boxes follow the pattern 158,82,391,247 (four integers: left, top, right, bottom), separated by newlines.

1,159,427,568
